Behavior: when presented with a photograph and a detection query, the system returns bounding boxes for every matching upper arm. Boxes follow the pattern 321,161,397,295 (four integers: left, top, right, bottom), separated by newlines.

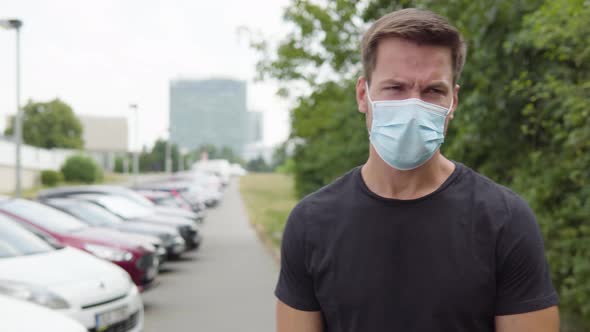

495,306,559,332
495,195,559,316
277,299,323,332
275,202,321,310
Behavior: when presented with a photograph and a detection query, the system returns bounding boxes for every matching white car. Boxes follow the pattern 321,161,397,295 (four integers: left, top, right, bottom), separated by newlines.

0,215,144,332
0,295,86,332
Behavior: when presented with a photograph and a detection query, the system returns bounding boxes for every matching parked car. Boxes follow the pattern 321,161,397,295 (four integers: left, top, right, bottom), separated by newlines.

173,170,225,191
192,159,231,187
0,198,159,291
0,215,144,331
39,185,205,223
69,193,202,251
42,197,185,260
135,189,194,212
42,198,169,265
1,295,86,332
230,163,247,176
135,187,207,215
137,180,221,208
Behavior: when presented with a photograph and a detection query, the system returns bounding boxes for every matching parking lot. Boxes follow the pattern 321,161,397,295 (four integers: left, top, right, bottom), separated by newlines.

0,161,282,332
143,179,279,332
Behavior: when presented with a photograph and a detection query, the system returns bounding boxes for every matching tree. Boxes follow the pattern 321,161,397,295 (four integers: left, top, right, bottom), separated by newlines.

246,156,272,172
141,139,180,172
189,144,244,165
218,146,243,164
196,144,219,160
5,98,84,149
256,0,590,326
507,0,590,323
138,139,197,173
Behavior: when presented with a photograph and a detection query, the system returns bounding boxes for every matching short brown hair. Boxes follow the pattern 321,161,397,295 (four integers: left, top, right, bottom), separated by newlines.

362,8,467,84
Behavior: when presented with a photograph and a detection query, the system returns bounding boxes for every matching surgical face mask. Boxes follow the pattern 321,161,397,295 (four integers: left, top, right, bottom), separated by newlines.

366,82,453,171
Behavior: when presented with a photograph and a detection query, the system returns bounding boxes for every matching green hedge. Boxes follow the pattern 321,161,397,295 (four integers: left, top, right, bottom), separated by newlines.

40,170,63,187
61,155,103,184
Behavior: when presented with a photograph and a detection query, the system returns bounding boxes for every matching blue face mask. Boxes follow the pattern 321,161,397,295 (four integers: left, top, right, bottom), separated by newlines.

366,82,453,171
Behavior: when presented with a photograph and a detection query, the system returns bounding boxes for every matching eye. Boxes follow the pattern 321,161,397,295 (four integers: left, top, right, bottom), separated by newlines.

385,85,402,91
427,88,445,94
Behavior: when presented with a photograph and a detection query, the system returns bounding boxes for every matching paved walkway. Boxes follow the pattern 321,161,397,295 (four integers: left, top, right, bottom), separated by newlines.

143,179,279,332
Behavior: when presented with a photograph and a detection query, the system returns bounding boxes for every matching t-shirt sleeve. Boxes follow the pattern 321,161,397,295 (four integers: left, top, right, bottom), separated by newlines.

495,194,559,315
274,202,321,311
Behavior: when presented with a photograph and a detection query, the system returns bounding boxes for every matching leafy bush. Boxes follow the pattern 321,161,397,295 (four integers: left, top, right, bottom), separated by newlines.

276,158,296,174
40,170,63,187
114,156,125,173
258,0,590,326
61,155,103,184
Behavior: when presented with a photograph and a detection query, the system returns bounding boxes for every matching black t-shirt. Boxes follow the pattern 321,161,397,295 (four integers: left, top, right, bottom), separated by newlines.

275,162,558,332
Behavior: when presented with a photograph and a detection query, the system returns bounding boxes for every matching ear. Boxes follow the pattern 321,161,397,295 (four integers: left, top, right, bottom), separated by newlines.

356,77,369,114
449,84,460,120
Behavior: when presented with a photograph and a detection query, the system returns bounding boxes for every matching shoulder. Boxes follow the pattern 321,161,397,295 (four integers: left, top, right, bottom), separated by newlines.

459,164,535,227
295,167,359,214
286,167,359,228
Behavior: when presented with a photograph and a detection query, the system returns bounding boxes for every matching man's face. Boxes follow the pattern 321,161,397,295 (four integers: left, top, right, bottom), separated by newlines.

356,37,459,134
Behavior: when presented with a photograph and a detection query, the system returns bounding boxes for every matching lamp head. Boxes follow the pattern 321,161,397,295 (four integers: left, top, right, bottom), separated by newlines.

0,19,22,30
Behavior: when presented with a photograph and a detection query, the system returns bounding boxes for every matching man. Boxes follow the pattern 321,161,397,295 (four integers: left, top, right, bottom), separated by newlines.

275,8,559,332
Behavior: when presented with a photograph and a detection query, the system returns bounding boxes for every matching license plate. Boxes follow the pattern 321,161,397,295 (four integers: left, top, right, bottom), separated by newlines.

95,306,128,330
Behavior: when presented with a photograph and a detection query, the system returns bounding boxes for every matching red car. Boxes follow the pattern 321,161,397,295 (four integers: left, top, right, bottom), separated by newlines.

0,198,158,292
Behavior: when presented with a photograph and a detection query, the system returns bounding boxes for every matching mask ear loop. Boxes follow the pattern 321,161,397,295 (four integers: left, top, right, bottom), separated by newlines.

446,83,455,117
365,81,374,104
365,81,373,137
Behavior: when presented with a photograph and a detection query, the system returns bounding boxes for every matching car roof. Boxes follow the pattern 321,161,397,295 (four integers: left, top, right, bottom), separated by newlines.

37,185,129,199
42,197,90,207
134,181,193,190
66,193,113,201
134,190,171,198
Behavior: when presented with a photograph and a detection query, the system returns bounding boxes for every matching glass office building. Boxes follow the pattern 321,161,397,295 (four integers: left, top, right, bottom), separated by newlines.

169,79,254,154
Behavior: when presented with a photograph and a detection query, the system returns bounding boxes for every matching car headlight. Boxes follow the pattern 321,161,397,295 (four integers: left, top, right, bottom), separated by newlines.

84,244,133,262
173,235,185,245
140,243,156,252
0,281,70,309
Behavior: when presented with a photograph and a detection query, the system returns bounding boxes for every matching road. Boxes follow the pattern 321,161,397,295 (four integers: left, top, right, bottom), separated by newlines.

142,179,279,332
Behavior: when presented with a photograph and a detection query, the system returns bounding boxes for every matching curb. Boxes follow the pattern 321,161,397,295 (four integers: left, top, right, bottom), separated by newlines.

250,221,281,265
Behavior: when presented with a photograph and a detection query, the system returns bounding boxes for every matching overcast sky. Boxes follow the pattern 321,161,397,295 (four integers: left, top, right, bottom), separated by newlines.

0,0,292,150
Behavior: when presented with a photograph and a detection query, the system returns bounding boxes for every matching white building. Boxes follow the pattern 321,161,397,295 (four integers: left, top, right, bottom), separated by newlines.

79,115,129,171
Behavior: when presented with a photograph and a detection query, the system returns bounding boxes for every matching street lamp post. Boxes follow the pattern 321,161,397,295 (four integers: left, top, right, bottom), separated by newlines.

165,128,172,174
129,104,139,185
179,147,189,172
1,19,23,197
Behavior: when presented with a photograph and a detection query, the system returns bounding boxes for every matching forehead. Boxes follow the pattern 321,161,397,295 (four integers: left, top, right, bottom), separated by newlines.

372,37,453,84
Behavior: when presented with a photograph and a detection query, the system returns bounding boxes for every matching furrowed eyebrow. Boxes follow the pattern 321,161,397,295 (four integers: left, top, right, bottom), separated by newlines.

424,81,450,91
379,79,408,87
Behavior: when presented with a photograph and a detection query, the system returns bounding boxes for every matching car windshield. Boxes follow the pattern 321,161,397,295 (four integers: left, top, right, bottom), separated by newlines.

0,199,88,233
93,195,153,219
156,196,181,208
62,202,124,227
119,191,156,208
0,214,55,257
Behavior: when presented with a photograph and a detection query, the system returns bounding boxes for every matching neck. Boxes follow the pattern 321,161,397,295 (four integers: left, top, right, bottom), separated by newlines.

361,145,455,200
